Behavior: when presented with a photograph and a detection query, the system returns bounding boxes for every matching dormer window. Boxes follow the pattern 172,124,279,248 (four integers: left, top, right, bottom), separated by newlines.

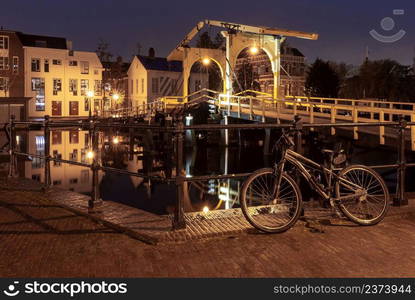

35,40,47,48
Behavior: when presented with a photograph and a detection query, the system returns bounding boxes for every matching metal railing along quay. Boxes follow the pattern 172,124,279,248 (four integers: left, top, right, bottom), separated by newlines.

3,114,415,229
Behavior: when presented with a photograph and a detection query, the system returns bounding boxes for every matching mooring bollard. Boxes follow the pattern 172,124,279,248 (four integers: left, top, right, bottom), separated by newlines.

43,115,51,191
8,114,16,178
173,120,186,230
394,116,408,206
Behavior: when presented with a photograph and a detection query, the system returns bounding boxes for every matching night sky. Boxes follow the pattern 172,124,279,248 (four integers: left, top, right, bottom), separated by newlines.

1,0,414,66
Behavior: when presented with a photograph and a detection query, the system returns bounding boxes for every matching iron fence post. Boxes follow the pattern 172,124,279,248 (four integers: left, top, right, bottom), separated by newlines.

8,114,15,178
393,116,408,206
43,115,51,190
89,116,100,209
293,115,303,154
173,120,186,230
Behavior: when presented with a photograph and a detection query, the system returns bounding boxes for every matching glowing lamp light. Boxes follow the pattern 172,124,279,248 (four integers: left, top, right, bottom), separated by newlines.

112,137,119,144
86,150,94,159
86,90,94,98
202,57,211,66
112,93,120,101
202,206,210,214
249,46,259,55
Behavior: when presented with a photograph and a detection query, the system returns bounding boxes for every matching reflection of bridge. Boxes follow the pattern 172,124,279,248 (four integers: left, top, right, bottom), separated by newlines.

105,88,415,151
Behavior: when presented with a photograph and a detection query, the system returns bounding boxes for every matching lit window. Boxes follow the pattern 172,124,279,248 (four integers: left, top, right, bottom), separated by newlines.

52,59,62,65
53,78,62,95
12,56,19,74
69,79,78,95
31,78,45,111
80,79,89,96
31,58,40,72
0,57,9,70
80,61,89,74
69,60,78,66
0,36,9,49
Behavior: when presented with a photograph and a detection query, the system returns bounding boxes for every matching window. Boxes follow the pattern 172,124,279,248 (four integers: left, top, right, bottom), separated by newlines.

52,59,61,65
0,57,9,70
80,170,89,183
94,69,99,75
84,133,89,148
80,79,89,96
80,61,89,74
12,56,19,74
52,150,62,167
0,77,8,91
35,40,47,48
32,135,44,169
69,178,78,184
31,78,45,111
53,180,62,185
69,60,78,66
52,131,62,145
44,59,49,72
141,78,144,94
69,79,78,95
69,149,78,161
69,101,79,116
53,79,62,95
69,131,79,144
81,149,86,163
32,174,41,182
94,80,102,96
0,36,9,49
151,78,159,94
31,58,40,72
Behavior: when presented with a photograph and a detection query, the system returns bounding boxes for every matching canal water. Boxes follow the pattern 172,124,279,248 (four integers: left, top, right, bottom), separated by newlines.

18,125,414,215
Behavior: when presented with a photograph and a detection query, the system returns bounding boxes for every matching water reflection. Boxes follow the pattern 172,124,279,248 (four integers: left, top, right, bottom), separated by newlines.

18,127,415,215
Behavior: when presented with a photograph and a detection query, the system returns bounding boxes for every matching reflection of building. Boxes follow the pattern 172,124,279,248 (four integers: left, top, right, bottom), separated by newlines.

127,48,207,108
24,130,95,193
0,28,103,120
235,46,306,97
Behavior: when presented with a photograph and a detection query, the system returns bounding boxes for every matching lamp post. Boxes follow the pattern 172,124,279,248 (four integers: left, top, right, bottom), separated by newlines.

86,90,94,118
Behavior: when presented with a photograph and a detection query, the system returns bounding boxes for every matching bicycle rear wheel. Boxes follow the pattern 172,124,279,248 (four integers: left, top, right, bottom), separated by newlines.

336,165,389,225
240,168,302,233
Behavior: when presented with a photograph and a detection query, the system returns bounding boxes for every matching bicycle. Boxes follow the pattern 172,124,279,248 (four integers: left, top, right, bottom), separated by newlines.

240,130,390,233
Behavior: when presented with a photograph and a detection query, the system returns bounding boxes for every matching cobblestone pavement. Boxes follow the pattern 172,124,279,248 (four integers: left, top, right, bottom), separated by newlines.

0,178,415,277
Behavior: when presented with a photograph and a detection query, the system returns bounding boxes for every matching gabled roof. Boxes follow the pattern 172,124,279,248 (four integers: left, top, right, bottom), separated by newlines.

136,55,182,72
16,32,68,49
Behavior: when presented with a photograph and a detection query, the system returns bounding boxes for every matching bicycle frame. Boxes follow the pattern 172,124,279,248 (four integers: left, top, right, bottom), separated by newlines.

273,148,363,202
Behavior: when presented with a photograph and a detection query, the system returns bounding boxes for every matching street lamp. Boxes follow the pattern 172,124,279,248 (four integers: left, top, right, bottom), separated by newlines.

249,46,259,55
202,57,211,66
86,90,94,118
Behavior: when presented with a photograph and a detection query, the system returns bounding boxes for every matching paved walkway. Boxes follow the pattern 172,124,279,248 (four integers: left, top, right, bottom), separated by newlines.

0,177,415,277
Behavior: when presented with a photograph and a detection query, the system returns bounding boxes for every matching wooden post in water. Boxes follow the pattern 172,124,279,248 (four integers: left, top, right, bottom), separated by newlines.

43,115,51,191
8,115,16,178
411,114,415,151
173,120,186,229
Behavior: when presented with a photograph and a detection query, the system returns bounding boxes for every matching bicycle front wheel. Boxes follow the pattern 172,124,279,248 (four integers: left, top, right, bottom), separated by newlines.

336,165,389,225
241,168,302,233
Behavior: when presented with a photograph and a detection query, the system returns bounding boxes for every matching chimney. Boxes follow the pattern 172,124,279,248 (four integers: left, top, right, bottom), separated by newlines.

66,40,73,51
148,47,155,58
